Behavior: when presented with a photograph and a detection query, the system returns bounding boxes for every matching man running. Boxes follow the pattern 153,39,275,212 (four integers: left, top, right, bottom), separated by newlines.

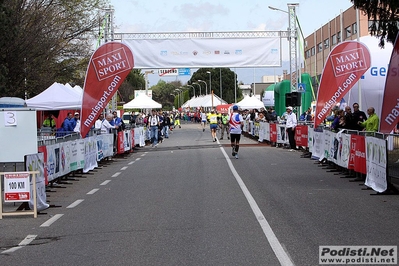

209,109,218,142
200,109,207,132
229,105,244,159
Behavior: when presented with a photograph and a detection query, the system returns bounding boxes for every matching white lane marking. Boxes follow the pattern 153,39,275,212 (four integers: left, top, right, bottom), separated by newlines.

66,199,84,209
128,161,135,165
1,235,37,254
40,214,64,227
121,166,128,171
100,180,111,186
220,147,295,266
140,154,146,157
112,172,121,177
135,158,141,161
87,188,99,195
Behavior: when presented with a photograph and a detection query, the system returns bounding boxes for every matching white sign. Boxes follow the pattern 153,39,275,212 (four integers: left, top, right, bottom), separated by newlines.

134,90,152,98
4,172,30,202
3,111,17,126
158,68,178,76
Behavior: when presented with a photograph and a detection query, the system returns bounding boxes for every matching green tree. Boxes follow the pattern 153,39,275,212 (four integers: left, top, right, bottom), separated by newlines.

150,80,182,110
118,69,146,104
0,0,107,98
351,0,399,47
188,68,241,103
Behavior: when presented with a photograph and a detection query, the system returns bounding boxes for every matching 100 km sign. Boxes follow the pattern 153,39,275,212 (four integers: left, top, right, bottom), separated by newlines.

4,172,30,202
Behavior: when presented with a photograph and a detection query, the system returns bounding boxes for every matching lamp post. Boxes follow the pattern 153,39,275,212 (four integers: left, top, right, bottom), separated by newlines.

206,71,212,94
186,85,195,97
198,80,207,95
175,88,182,107
192,82,201,95
144,70,154,96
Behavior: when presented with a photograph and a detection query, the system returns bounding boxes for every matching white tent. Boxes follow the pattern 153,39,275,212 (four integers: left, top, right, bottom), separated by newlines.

123,94,162,109
26,82,82,110
182,94,227,108
236,95,265,110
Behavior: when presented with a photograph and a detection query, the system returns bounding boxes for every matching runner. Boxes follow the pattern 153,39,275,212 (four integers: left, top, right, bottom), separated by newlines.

200,109,207,132
229,105,244,159
208,109,218,142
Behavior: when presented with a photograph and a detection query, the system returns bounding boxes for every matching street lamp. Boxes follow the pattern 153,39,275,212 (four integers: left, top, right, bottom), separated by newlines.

175,88,182,107
186,85,195,97
192,82,201,95
206,71,212,94
198,80,207,95
144,70,154,96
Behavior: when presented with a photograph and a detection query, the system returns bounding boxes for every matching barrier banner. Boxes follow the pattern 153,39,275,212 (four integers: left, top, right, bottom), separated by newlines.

324,130,337,163
264,122,270,142
335,131,351,169
38,145,48,185
80,42,134,138
258,122,265,142
270,123,277,143
311,128,324,160
365,137,387,192
25,153,49,211
84,136,98,173
254,122,260,138
315,41,371,128
308,126,314,153
353,135,367,174
131,128,135,149
69,140,85,172
295,125,308,147
46,143,60,182
348,135,356,170
58,142,71,177
277,124,288,144
379,33,399,133
117,131,124,154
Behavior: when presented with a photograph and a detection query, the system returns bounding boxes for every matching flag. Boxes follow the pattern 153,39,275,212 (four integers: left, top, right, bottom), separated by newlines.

80,42,134,137
314,41,371,128
379,32,399,133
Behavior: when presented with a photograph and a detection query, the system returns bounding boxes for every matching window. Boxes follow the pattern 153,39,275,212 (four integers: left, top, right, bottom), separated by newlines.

345,26,351,38
332,34,337,45
337,31,341,42
305,50,311,59
352,23,357,34
324,38,330,49
318,42,323,53
311,47,315,56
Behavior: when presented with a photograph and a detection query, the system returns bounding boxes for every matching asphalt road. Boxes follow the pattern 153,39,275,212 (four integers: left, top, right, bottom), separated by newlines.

1,122,398,266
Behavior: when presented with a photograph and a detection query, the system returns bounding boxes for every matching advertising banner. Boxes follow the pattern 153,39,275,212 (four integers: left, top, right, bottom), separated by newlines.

315,41,371,127
25,153,49,211
124,37,280,68
365,137,387,192
353,135,367,174
84,136,98,173
295,125,308,147
80,42,134,137
379,32,399,133
270,123,277,143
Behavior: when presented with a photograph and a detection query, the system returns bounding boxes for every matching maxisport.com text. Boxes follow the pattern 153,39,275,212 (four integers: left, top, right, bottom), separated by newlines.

317,73,357,120
83,75,122,128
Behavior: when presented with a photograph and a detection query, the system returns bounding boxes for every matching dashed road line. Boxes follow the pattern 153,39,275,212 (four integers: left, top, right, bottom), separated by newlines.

87,188,99,195
66,199,84,209
100,180,111,186
112,172,121,177
40,214,64,227
121,166,128,171
128,161,135,165
135,158,141,161
1,234,37,254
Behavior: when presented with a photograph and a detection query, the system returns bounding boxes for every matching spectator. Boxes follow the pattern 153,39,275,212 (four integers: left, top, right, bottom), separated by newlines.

135,113,144,126
285,106,297,150
73,113,80,132
43,113,56,129
331,109,345,132
219,111,230,140
63,112,74,133
69,112,79,132
129,112,137,126
352,103,367,131
101,113,118,134
95,113,104,129
147,109,160,147
358,107,379,132
162,113,171,138
112,111,125,131
343,106,356,130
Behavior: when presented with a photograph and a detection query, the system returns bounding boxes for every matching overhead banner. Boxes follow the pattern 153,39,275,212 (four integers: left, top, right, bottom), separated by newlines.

80,42,134,137
379,33,399,133
314,41,371,128
124,37,281,68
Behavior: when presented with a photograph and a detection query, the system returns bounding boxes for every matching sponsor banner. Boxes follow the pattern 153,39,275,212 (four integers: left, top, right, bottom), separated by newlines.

348,135,356,170
335,131,351,169
324,130,337,163
379,32,399,133
315,41,371,127
25,153,49,211
365,137,387,192
84,136,98,173
254,122,260,137
270,123,277,143
353,135,367,174
124,37,281,68
58,142,70,177
80,42,134,137
311,128,325,160
295,125,308,147
308,125,314,153
117,131,124,154
46,143,60,182
38,146,48,185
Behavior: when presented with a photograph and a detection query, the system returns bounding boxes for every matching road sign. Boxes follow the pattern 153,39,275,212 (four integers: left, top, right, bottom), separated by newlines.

4,172,30,202
178,68,191,76
297,83,306,93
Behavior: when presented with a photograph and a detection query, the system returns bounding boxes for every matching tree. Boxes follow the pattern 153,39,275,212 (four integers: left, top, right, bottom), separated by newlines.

0,0,107,98
351,0,399,48
118,69,146,104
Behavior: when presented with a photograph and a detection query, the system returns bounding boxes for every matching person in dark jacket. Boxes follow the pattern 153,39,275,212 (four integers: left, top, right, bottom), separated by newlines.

352,103,367,131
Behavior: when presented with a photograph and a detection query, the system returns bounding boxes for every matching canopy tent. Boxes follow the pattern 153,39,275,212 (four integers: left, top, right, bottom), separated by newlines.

182,94,227,108
26,82,82,110
123,94,162,109
236,95,265,110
